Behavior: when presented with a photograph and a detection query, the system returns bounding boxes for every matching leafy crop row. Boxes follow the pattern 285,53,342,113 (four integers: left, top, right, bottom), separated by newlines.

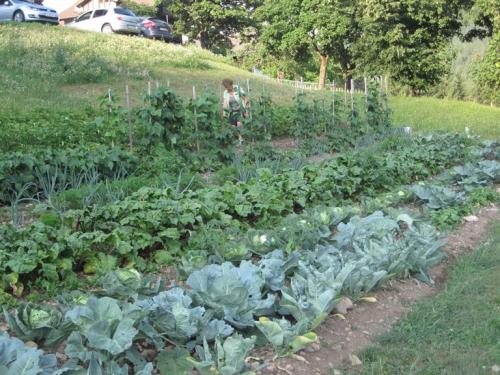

1,207,447,374
0,133,476,297
0,146,138,205
1,138,498,374
1,81,390,155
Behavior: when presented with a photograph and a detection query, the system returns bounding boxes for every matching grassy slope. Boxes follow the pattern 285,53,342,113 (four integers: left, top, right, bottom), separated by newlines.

349,221,500,375
390,96,500,139
1,23,499,139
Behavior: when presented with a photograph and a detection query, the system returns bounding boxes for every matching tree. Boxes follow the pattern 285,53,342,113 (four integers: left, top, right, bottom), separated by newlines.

466,0,499,104
356,0,468,95
119,0,157,16
472,33,499,104
464,0,498,41
163,0,262,54
257,0,360,88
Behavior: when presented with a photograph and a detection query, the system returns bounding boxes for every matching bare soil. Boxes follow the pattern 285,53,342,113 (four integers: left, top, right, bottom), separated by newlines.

250,204,499,375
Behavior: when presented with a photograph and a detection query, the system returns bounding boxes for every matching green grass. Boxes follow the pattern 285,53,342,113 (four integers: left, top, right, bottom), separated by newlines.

345,221,500,375
0,23,287,114
1,23,499,141
390,96,500,139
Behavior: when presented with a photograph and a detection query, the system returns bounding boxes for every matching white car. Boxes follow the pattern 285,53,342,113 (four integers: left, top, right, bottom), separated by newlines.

0,0,58,24
68,7,140,34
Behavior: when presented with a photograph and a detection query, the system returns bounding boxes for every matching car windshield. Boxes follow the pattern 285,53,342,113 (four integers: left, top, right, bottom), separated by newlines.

114,8,136,17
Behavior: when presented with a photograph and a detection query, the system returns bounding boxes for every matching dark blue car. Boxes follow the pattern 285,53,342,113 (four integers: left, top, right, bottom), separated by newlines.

138,17,173,41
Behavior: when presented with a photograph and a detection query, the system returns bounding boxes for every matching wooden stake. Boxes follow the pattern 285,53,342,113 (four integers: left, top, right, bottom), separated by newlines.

219,84,224,119
344,80,347,105
147,81,151,96
107,88,112,113
332,81,336,128
125,85,133,150
193,86,200,152
364,76,368,105
351,79,355,112
246,78,252,121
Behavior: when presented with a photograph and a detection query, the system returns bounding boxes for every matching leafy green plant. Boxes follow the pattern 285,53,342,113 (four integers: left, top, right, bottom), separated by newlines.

189,335,256,375
256,317,317,356
3,303,72,348
61,296,153,374
137,287,233,347
187,262,275,329
97,268,164,301
411,184,465,209
0,332,59,375
137,88,186,149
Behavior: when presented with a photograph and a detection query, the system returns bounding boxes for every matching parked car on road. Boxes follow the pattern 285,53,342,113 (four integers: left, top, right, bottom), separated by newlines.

138,17,173,41
0,0,58,24
67,7,139,34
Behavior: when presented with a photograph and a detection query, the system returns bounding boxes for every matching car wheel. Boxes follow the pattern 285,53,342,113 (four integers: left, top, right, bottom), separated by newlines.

13,11,25,22
101,24,113,33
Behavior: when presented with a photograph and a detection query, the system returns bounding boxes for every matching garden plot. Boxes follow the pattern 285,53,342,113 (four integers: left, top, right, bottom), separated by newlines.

0,135,498,374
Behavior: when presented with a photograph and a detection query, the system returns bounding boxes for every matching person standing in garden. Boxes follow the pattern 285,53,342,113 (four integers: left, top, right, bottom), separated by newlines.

222,78,249,145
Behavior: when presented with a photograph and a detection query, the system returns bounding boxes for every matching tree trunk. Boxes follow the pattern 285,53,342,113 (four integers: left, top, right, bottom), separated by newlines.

344,73,352,91
198,30,208,49
318,54,329,89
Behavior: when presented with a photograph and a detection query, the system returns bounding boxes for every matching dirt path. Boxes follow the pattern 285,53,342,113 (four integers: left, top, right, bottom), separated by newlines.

251,205,499,375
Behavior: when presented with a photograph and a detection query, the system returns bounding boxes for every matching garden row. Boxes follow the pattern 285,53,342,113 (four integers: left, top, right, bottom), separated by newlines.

1,140,498,374
0,85,390,207
1,82,390,154
0,133,479,298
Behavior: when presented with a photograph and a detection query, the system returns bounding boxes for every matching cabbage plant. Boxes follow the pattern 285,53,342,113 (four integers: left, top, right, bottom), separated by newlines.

0,332,59,375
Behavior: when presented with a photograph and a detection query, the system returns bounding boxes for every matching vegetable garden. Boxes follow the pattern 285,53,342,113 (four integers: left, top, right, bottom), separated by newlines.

0,82,499,374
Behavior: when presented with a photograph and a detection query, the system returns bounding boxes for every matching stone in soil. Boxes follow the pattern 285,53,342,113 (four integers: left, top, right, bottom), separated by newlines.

349,354,363,366
334,297,354,314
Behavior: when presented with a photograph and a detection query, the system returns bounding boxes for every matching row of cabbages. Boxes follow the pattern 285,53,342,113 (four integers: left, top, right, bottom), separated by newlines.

1,208,445,374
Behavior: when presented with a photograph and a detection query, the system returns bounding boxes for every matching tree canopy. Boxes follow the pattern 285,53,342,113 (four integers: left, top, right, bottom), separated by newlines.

356,0,468,94
257,0,359,88
163,0,262,54
152,0,497,100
